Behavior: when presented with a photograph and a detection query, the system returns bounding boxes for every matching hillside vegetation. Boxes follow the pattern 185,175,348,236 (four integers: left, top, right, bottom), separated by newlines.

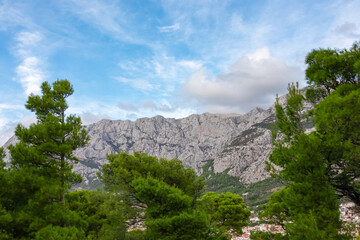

202,159,283,208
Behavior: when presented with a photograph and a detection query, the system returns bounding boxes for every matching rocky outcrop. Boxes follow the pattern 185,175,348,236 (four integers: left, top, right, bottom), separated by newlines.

2,90,314,188
72,111,272,181
211,90,314,184
213,114,275,184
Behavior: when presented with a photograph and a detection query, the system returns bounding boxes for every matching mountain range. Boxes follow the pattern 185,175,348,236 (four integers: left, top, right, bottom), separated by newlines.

3,91,313,189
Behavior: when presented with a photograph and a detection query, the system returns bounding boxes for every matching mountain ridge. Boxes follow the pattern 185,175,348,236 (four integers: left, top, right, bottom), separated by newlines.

2,91,312,189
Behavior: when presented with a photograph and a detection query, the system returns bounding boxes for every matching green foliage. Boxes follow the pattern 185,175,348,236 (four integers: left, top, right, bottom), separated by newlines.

34,225,86,240
250,231,288,240
101,152,251,239
271,82,305,144
270,83,360,205
265,52,360,238
4,166,83,238
202,160,244,193
133,177,208,239
286,213,331,240
132,177,193,218
259,188,289,228
261,181,348,238
305,41,360,94
202,159,283,208
9,80,89,194
270,79,360,207
0,80,91,239
66,190,127,239
101,152,209,239
0,148,13,239
243,179,283,207
312,84,360,205
145,210,209,240
0,147,5,164
198,192,251,235
101,151,204,201
125,230,145,240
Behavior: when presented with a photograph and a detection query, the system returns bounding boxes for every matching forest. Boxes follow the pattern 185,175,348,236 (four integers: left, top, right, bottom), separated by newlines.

0,42,360,239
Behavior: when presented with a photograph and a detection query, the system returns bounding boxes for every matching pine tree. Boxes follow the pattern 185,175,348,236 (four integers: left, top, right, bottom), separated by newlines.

101,152,251,239
6,80,89,238
0,147,14,239
261,83,355,239
9,80,89,203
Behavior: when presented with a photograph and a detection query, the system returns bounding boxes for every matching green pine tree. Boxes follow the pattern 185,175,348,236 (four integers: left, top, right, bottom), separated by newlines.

6,80,89,238
10,80,89,202
260,44,360,238
101,152,251,240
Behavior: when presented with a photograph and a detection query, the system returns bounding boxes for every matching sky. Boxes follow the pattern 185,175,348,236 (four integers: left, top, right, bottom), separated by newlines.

0,0,360,146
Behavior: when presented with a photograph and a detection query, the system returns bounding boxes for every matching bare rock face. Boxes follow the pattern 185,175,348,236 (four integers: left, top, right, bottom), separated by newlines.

212,114,274,184
73,111,271,177
2,90,314,189
210,90,314,184
74,108,280,187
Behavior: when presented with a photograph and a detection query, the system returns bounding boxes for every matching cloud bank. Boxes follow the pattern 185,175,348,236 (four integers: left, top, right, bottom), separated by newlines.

181,47,303,113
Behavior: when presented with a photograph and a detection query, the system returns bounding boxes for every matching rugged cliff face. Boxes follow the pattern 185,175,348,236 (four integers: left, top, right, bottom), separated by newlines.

2,92,313,189
71,109,275,188
213,113,275,184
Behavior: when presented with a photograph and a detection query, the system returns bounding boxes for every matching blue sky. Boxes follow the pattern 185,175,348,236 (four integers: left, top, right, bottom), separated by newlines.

0,0,360,145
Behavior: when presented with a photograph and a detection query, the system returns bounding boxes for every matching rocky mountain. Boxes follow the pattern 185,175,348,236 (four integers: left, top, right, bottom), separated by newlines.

2,92,313,189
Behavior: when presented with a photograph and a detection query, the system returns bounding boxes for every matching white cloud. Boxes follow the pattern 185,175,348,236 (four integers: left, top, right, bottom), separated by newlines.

117,99,195,120
18,115,36,127
158,0,360,75
331,21,360,42
0,1,36,31
0,103,33,146
0,117,8,130
16,57,44,95
321,1,360,48
150,55,202,81
139,100,173,112
246,47,270,61
66,0,123,32
0,125,15,147
69,95,195,123
0,104,24,111
158,23,180,32
13,31,46,96
118,99,173,113
67,98,126,123
16,31,42,49
0,112,13,146
62,0,145,44
177,60,203,70
117,102,138,112
80,112,109,125
0,114,36,147
125,113,138,120
115,77,155,91
160,108,196,119
181,47,303,113
334,22,359,37
117,54,202,96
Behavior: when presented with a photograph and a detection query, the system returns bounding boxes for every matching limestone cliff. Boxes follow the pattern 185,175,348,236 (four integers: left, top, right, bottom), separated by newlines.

2,91,313,189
